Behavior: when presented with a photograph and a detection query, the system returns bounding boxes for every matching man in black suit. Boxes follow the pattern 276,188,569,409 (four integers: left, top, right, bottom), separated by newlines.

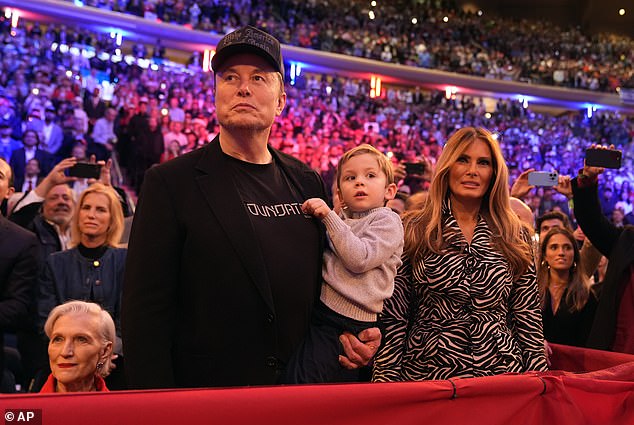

122,26,380,390
9,130,54,193
9,158,77,390
0,158,38,392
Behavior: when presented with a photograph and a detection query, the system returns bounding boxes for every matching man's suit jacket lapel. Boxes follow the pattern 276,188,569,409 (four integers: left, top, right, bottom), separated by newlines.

194,140,275,312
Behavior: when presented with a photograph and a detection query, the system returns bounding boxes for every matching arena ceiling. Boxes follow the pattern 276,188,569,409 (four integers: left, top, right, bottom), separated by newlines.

458,0,634,38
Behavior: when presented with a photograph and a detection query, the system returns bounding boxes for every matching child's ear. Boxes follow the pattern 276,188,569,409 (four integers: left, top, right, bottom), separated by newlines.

384,183,398,201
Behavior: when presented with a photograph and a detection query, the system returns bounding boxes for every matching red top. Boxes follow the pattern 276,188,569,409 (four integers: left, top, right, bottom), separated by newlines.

39,374,109,393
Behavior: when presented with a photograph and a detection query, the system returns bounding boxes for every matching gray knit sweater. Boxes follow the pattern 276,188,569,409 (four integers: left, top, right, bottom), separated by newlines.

320,207,404,322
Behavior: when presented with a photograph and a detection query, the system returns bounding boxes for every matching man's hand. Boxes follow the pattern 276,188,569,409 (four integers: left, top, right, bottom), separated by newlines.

338,327,381,369
510,168,535,198
87,155,112,186
34,157,77,197
302,198,332,220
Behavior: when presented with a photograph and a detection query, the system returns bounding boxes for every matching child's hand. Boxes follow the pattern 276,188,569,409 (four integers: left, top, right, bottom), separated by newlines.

302,198,331,220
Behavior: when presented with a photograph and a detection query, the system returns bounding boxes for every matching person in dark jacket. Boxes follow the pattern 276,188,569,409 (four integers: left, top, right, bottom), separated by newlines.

122,26,380,390
0,158,38,392
572,145,634,354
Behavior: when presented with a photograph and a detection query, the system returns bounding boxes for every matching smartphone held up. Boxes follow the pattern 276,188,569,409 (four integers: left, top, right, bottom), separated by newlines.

585,148,622,169
528,171,558,187
67,162,102,179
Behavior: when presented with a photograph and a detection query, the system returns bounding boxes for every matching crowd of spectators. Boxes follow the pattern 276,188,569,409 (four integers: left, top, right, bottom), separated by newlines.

0,15,633,226
67,0,634,94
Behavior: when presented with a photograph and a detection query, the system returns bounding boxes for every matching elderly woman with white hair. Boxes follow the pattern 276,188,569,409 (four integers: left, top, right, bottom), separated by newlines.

40,300,115,392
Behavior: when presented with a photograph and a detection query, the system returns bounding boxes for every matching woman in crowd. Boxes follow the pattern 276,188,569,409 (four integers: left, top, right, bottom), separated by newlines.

538,227,598,347
38,183,126,384
373,127,548,382
41,300,115,392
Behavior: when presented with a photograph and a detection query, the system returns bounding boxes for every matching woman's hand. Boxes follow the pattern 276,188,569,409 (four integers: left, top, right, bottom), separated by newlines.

510,168,536,198
338,327,381,369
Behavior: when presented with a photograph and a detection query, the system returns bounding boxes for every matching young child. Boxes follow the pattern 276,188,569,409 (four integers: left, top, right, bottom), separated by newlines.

285,144,404,383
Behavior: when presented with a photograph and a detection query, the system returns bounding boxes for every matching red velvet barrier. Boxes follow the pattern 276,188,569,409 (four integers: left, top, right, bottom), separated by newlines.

2,346,634,425
549,342,634,372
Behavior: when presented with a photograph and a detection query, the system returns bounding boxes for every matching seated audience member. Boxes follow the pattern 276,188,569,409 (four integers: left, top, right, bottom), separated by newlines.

538,227,598,347
572,145,634,354
10,158,77,259
539,187,570,217
611,206,627,228
41,301,115,393
90,108,117,161
38,183,126,388
19,159,42,193
537,210,571,237
41,105,64,158
0,121,21,163
9,130,54,192
163,120,187,150
0,158,38,392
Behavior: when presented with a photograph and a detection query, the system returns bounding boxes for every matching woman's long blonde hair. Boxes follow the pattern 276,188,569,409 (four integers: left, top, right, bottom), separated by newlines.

537,227,592,312
70,183,124,248
402,127,532,279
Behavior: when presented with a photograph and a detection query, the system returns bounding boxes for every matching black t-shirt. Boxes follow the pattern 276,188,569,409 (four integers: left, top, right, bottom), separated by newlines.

228,154,321,360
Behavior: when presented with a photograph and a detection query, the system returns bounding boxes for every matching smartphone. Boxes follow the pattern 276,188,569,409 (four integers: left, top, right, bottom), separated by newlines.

68,162,102,179
585,148,622,169
404,162,425,175
528,171,558,187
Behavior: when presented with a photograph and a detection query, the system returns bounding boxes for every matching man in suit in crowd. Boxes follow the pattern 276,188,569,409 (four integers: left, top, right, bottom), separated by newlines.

41,105,64,158
0,121,21,163
0,158,38,392
9,130,54,193
122,26,380,390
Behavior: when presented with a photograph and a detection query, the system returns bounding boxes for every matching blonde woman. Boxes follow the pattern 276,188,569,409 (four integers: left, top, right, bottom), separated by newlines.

373,127,548,382
38,183,126,361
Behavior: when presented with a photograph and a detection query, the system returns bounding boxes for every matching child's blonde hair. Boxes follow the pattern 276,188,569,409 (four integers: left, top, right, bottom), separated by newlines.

336,144,395,189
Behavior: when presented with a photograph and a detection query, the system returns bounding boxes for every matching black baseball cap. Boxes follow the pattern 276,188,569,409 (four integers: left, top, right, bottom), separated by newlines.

211,26,284,80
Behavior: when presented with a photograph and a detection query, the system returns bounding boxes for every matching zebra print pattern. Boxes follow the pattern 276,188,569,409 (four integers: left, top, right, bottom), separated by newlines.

373,204,548,382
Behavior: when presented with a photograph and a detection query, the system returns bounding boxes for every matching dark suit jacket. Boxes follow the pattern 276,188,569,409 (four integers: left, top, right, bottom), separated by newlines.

0,216,39,376
572,177,634,350
9,148,55,192
122,138,327,389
